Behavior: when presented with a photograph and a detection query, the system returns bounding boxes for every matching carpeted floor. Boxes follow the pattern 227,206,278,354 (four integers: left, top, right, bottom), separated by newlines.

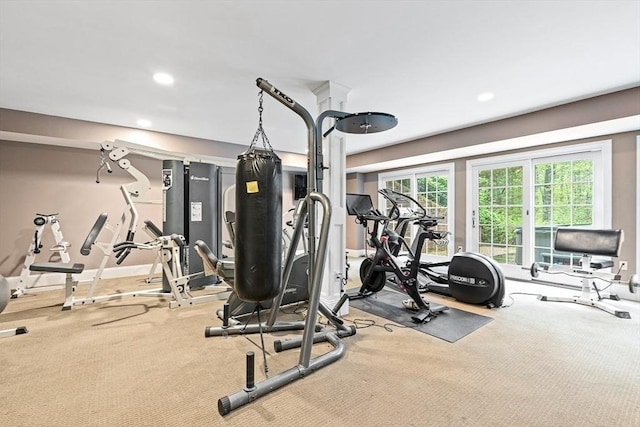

1,262,639,426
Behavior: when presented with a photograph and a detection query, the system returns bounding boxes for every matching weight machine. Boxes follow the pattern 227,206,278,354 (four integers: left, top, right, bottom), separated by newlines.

96,140,161,266
33,212,230,310
530,227,640,318
97,140,223,289
15,141,164,299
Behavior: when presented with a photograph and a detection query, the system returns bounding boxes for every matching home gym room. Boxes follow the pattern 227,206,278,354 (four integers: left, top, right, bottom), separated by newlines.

1,1,639,426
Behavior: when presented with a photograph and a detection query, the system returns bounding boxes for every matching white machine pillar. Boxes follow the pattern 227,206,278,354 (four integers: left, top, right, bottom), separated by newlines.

313,81,350,313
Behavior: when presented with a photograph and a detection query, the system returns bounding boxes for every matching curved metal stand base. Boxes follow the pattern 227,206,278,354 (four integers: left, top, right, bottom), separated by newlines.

218,332,346,415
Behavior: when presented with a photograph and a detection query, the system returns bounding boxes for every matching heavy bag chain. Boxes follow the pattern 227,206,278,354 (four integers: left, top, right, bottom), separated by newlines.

249,90,275,153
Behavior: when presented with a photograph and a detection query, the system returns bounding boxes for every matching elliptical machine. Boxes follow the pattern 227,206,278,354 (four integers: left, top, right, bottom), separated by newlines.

378,189,505,309
216,202,310,323
333,193,448,323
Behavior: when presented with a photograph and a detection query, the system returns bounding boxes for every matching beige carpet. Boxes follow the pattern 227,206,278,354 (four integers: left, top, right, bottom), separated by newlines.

1,264,639,427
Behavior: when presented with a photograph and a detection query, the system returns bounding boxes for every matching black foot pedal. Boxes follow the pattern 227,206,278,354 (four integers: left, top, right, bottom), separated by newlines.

411,309,435,324
429,303,449,313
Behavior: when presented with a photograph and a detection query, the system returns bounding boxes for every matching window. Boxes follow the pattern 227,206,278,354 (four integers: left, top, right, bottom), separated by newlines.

416,174,450,257
379,163,455,259
381,177,414,241
476,165,524,264
533,157,594,265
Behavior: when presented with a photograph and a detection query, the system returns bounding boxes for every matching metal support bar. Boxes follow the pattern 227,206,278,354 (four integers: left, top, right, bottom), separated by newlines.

204,321,311,338
268,199,307,326
274,325,356,352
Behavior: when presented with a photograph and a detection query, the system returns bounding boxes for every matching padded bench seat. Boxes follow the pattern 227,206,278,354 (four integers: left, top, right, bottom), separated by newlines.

29,262,85,311
537,227,630,319
554,228,623,257
29,262,85,274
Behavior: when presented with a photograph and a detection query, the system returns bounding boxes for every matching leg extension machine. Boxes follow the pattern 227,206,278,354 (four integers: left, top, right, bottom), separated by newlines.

531,228,639,318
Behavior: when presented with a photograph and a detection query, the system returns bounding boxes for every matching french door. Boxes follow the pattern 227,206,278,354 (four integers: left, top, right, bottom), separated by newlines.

468,141,611,282
472,162,526,278
415,173,451,258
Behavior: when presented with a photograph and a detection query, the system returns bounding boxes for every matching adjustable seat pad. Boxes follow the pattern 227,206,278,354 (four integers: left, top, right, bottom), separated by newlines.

29,262,84,274
554,228,623,257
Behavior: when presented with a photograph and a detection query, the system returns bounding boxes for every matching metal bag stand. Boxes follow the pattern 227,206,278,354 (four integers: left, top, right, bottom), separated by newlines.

211,78,396,415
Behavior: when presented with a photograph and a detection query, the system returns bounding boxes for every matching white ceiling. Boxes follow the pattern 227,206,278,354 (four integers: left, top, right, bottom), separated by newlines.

1,0,639,156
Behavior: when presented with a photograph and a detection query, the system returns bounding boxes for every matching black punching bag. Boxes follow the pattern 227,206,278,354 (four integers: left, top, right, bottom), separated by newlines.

235,148,282,302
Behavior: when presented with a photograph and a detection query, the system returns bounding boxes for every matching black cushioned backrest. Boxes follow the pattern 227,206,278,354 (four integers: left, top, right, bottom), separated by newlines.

554,228,623,257
81,213,108,256
224,211,236,243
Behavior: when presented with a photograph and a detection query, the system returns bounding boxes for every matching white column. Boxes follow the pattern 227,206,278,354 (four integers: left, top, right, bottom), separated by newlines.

313,81,351,314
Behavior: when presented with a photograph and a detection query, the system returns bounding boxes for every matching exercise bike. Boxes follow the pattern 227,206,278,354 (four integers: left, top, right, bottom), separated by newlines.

215,202,310,323
378,189,505,309
333,193,448,323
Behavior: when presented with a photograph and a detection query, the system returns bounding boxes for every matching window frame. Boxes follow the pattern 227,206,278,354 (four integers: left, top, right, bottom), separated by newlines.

378,163,456,259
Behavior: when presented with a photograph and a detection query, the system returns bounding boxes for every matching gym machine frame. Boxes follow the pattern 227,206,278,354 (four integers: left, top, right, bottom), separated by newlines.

13,213,72,298
209,78,396,415
56,213,230,310
97,140,161,265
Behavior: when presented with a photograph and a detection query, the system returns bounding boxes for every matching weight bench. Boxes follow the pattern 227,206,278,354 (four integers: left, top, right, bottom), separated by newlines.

29,262,85,311
535,228,631,319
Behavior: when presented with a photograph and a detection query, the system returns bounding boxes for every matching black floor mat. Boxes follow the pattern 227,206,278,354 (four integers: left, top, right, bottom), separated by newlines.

348,289,494,343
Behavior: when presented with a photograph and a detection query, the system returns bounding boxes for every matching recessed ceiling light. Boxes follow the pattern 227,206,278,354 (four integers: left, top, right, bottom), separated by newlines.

153,72,174,85
137,119,152,127
477,92,495,102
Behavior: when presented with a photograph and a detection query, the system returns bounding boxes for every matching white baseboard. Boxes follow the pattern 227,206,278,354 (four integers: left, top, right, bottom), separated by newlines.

6,263,162,290
346,249,366,258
